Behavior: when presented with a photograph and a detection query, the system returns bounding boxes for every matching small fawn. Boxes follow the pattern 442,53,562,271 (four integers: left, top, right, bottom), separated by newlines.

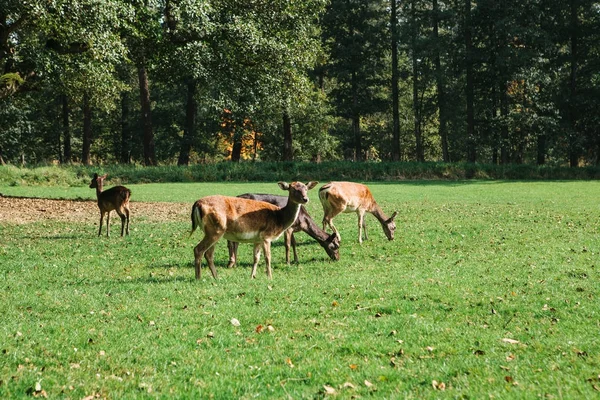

89,173,131,237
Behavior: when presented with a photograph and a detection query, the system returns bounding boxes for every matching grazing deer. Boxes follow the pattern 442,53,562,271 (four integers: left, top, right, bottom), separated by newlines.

319,181,397,243
89,173,131,237
190,181,318,280
227,193,340,267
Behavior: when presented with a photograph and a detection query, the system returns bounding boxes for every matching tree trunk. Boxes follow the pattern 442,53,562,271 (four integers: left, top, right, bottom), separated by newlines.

391,0,401,161
351,68,362,161
352,113,362,161
120,92,131,164
568,0,579,167
491,85,498,164
82,92,92,166
500,86,509,164
537,132,546,165
231,138,242,162
282,110,293,161
62,94,71,163
464,0,476,163
411,0,424,162
138,63,156,166
178,79,197,166
433,0,449,162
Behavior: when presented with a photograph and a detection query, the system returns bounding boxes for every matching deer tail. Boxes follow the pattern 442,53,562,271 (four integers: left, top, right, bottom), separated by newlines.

121,188,131,202
318,183,331,202
190,202,203,237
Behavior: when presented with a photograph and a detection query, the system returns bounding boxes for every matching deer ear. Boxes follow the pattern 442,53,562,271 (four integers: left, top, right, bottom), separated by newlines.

306,181,319,190
93,173,98,178
278,182,290,191
102,174,108,179
390,211,398,221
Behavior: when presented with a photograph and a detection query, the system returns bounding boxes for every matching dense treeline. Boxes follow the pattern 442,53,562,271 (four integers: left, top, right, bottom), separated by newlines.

1,1,599,167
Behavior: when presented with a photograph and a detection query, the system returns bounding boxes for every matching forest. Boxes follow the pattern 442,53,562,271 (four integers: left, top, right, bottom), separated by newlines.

1,0,599,167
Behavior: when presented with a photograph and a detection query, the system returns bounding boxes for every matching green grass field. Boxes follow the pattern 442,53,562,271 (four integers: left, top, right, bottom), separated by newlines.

1,181,599,398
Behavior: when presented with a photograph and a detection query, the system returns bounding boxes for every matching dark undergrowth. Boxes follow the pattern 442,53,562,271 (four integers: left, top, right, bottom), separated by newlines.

1,161,599,187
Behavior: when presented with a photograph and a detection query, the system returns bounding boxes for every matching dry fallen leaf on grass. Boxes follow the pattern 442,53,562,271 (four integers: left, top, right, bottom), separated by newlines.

501,338,519,344
230,318,241,327
32,382,47,398
323,385,336,395
286,358,294,368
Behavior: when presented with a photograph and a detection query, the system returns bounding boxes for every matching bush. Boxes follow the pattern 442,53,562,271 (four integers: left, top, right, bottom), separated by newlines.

1,161,598,187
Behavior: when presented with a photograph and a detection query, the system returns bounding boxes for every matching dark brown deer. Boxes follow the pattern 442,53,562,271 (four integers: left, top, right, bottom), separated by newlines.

89,173,131,237
190,181,318,279
319,181,397,243
227,193,340,267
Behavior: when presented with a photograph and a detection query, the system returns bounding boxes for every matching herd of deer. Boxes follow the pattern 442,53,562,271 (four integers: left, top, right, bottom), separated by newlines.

89,174,398,280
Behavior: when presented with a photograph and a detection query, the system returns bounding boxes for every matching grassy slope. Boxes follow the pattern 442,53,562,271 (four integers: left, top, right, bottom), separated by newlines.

1,181,599,398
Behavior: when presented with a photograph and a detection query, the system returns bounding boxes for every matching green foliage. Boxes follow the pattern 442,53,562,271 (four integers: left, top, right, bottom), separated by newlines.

1,0,600,166
1,163,600,192
1,181,599,397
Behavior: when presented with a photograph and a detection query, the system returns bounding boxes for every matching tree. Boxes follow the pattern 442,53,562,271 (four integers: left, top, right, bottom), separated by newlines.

323,0,389,161
391,0,402,161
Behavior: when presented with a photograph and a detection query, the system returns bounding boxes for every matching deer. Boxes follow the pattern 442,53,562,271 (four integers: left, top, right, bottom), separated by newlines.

89,173,131,237
319,181,397,243
226,193,340,267
190,181,318,280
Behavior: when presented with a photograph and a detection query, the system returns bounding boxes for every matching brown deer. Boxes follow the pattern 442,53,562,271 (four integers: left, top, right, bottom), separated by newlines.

89,173,131,237
190,181,318,280
226,193,340,267
319,181,397,243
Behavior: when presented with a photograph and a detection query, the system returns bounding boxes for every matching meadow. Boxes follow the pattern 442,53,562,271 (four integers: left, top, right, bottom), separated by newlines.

0,180,599,398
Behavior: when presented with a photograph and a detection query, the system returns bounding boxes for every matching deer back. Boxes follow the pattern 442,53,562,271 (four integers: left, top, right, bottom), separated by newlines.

320,181,377,213
97,186,130,212
192,195,292,242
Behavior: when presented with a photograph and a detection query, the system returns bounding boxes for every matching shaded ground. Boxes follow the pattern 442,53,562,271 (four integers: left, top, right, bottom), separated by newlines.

0,196,189,224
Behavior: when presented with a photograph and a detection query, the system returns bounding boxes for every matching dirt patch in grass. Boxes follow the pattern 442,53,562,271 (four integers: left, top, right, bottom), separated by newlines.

0,195,189,225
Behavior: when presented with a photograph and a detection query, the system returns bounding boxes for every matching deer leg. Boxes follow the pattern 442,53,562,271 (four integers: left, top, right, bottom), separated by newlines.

194,235,220,280
227,241,238,268
358,210,367,243
98,211,104,236
105,211,111,237
290,232,298,264
250,243,263,279
284,229,292,265
116,209,126,237
325,217,341,242
263,241,272,279
124,205,130,235
204,245,218,279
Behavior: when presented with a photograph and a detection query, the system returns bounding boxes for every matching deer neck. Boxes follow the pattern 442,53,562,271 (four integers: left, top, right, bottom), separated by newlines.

299,211,329,242
95,184,104,198
278,197,302,231
370,203,389,224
